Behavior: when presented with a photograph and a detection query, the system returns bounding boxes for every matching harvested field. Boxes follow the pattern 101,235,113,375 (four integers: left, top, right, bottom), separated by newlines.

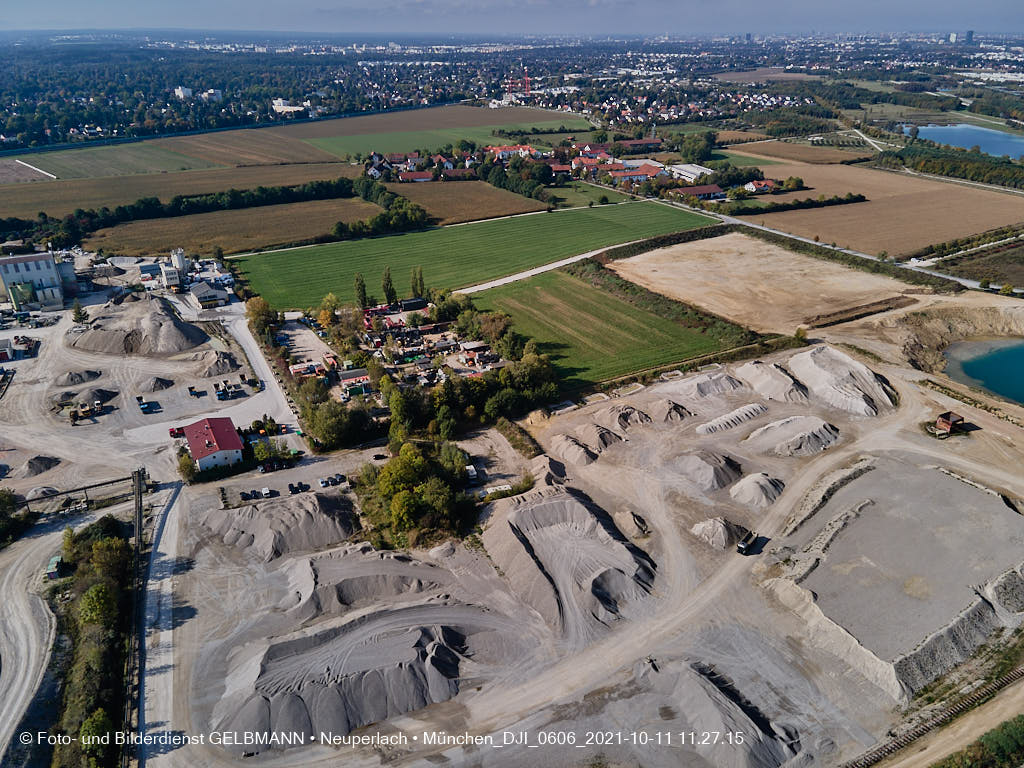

267,104,578,140
715,129,770,144
0,158,51,184
83,197,383,257
152,130,340,166
608,231,916,334
235,201,714,309
475,269,733,388
712,67,821,83
0,162,356,219
726,142,872,164
735,163,1024,256
383,180,547,224
22,143,217,179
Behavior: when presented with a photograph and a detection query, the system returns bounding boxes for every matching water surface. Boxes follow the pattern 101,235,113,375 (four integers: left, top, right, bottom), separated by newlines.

905,123,1024,159
944,337,1024,405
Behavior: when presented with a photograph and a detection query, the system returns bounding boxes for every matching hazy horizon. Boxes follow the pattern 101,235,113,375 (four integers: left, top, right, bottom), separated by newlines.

4,0,1019,38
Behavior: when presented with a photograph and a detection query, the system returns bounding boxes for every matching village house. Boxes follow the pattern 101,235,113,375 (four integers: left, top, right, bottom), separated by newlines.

671,183,725,201
484,144,537,160
745,179,778,194
397,171,433,182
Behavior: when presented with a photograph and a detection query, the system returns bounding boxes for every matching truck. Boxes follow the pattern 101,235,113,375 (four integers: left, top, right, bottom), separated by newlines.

736,530,757,556
78,401,94,417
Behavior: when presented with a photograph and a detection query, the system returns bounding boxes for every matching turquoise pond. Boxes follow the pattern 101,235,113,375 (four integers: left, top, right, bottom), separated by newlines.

904,123,1024,159
944,338,1024,405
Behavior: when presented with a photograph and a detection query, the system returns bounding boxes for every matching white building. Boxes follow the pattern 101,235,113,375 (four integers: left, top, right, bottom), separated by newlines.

170,247,190,273
667,163,715,183
271,98,305,115
0,253,64,309
200,89,223,103
174,86,193,100
183,418,244,472
160,263,181,291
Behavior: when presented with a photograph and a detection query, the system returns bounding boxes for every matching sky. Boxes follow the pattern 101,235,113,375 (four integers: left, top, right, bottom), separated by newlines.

5,0,1020,37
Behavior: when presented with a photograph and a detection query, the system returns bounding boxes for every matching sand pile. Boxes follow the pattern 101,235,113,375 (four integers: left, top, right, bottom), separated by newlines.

652,399,693,422
77,387,118,404
216,607,526,755
745,416,840,457
551,434,597,466
690,517,747,550
15,455,61,478
670,450,742,491
736,360,808,403
578,423,624,452
695,403,767,435
70,294,208,356
55,370,102,387
482,490,655,647
141,376,174,392
730,473,786,508
675,371,746,398
283,546,453,622
196,350,241,377
600,404,652,431
530,454,566,486
202,493,357,562
643,661,799,766
788,346,896,416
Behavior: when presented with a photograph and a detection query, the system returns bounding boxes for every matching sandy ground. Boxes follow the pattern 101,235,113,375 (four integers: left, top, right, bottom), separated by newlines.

608,231,916,334
730,160,1024,256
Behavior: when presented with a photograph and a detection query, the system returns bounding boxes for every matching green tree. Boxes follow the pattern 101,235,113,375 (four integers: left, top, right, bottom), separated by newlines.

0,487,15,519
354,272,368,309
1001,283,1015,295
390,490,418,531
245,296,277,336
980,279,991,290
382,266,397,305
178,452,197,483
92,538,129,581
62,525,75,559
253,440,272,462
80,708,114,763
79,583,116,626
71,299,89,324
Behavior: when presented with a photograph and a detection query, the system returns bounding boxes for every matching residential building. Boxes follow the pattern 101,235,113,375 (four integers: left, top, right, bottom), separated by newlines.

271,98,305,114
0,252,64,310
484,144,536,160
183,417,244,471
671,183,725,200
200,89,223,102
608,164,667,184
174,86,193,100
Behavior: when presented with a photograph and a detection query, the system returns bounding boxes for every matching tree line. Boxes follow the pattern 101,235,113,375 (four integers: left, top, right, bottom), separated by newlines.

877,143,1024,190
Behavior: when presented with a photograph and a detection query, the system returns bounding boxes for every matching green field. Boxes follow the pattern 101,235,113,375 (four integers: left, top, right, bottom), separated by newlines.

26,143,219,179
304,118,591,158
709,150,780,166
548,183,633,208
475,270,728,388
235,201,714,309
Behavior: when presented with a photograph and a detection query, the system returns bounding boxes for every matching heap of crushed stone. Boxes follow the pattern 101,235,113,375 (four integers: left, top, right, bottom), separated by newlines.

70,294,208,357
729,472,786,508
735,360,808,402
788,345,896,416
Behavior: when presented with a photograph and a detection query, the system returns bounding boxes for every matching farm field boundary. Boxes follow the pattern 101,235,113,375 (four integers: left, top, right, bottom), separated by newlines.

233,201,715,309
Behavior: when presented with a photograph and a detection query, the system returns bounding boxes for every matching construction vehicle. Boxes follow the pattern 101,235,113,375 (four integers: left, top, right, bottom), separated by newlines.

78,401,94,417
69,409,79,425
736,530,757,555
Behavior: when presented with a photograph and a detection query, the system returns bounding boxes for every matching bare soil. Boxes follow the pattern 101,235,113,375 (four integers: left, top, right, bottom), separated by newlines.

735,161,1024,256
727,142,871,163
608,231,916,334
0,158,50,184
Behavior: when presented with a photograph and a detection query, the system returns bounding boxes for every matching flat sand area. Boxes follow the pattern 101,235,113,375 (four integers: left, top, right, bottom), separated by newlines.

608,232,913,334
732,161,1024,256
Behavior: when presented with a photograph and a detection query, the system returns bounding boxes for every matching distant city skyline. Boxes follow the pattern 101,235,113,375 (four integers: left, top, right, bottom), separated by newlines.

5,0,1020,37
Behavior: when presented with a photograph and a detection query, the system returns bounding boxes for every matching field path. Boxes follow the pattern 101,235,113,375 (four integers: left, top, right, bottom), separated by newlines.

458,237,646,293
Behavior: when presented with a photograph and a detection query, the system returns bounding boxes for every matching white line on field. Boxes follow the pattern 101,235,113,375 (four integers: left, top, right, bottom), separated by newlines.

14,158,57,179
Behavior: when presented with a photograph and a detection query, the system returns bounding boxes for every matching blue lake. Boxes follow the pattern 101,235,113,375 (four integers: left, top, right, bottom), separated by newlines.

905,123,1024,159
945,338,1024,405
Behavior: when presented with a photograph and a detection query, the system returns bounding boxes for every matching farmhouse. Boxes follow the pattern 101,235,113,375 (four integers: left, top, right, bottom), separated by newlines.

609,164,666,184
745,179,777,194
398,171,433,183
183,417,244,471
616,137,663,152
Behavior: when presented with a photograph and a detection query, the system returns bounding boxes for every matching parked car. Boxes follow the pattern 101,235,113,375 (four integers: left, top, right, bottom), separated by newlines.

334,474,347,484
240,491,250,501
373,454,387,460
261,487,272,498
318,478,328,488
327,477,338,486
168,426,185,438
288,483,298,495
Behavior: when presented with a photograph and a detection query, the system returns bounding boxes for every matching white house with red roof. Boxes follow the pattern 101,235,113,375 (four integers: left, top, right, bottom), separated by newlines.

484,144,536,160
744,179,777,194
184,417,244,471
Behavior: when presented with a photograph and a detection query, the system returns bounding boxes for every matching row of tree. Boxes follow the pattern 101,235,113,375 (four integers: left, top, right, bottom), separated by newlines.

878,144,1024,189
